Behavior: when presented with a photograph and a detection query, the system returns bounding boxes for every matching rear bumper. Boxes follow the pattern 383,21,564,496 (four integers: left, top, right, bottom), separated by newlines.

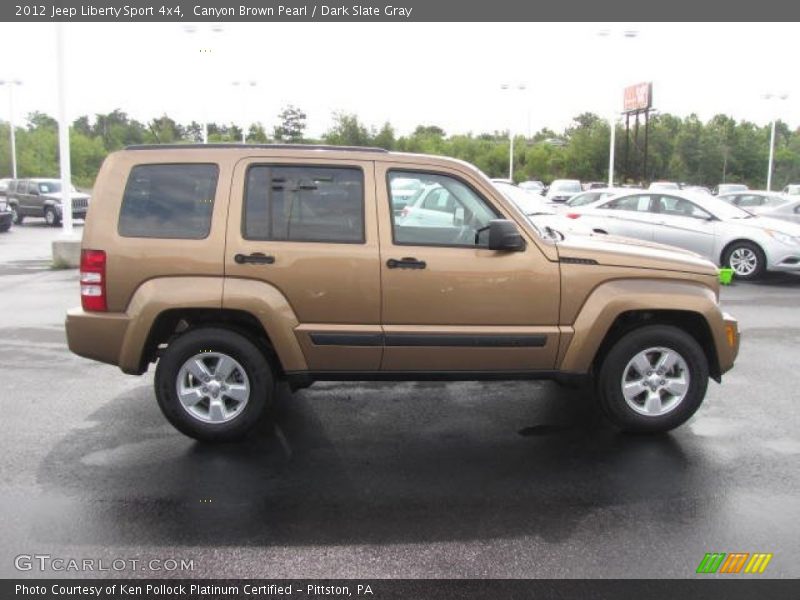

66,308,132,371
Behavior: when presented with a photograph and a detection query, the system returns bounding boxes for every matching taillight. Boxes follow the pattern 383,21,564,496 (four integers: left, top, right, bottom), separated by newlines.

566,213,582,219
80,249,107,312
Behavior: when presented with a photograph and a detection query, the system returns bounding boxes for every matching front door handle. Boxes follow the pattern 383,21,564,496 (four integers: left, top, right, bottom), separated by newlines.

234,252,275,265
387,257,426,270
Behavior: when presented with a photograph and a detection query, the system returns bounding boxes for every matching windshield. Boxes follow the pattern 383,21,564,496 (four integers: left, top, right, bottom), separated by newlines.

37,182,78,194
694,195,753,219
720,184,748,193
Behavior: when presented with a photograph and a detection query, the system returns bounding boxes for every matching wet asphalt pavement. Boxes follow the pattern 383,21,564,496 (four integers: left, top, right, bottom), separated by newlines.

1,224,799,578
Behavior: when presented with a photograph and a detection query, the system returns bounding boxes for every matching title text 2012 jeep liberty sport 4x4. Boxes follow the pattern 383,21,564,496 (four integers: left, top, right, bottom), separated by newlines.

66,145,739,442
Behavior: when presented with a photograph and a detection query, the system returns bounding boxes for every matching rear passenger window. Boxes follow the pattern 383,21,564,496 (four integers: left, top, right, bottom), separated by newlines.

118,164,218,239
243,165,364,243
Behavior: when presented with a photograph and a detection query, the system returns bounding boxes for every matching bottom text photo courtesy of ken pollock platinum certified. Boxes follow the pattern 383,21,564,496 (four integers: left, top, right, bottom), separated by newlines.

42,4,415,19
15,584,370,597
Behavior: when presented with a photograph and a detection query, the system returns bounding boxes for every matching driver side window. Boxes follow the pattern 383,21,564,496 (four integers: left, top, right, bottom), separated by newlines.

388,171,499,247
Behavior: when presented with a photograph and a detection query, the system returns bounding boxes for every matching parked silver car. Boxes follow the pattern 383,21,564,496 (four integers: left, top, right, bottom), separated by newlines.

736,197,800,226
718,191,789,214
567,190,800,280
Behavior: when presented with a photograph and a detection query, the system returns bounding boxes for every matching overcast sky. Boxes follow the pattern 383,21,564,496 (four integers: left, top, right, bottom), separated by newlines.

0,22,797,137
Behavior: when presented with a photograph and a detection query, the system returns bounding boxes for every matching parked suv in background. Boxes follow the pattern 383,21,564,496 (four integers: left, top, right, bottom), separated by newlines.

0,182,12,232
7,178,90,226
66,145,739,442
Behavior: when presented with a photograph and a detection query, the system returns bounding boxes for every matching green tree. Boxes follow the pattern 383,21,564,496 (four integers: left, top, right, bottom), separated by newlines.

273,105,307,143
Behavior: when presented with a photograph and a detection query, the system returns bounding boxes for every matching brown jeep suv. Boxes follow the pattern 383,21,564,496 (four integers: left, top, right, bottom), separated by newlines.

66,145,739,442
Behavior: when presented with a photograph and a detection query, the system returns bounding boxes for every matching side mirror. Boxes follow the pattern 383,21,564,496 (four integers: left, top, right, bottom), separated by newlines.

488,219,525,251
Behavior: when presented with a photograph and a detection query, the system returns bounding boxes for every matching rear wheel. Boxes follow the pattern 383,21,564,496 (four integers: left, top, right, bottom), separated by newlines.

723,241,766,281
44,206,61,227
10,205,23,224
597,325,709,433
155,327,274,442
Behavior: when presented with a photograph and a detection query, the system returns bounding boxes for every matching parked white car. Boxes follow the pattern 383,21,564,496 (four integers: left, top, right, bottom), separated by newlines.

567,190,800,280
545,179,582,203
492,181,592,235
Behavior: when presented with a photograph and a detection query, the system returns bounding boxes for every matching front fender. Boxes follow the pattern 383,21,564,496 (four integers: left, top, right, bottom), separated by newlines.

558,278,733,374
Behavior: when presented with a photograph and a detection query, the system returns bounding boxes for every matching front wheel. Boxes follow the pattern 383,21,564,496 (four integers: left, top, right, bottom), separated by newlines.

10,205,23,224
723,241,766,281
597,325,709,433
44,206,61,227
155,327,274,442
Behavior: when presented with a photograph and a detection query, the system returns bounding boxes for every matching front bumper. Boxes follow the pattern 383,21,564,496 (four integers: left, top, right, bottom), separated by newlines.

718,312,739,375
0,211,12,228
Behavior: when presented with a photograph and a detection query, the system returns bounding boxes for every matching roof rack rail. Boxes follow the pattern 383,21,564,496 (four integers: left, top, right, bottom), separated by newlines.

123,143,389,153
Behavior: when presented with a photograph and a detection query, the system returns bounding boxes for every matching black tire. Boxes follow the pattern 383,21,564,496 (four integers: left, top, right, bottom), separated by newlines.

10,205,23,224
44,206,61,227
597,325,709,433
154,327,274,442
722,240,766,281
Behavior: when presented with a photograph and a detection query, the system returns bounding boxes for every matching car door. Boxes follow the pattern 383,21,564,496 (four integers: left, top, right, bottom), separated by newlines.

225,157,383,372
17,181,33,215
651,195,716,258
591,194,658,240
376,163,561,373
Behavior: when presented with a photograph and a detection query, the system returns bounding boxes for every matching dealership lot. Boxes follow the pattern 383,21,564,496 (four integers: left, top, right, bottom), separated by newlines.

0,224,798,578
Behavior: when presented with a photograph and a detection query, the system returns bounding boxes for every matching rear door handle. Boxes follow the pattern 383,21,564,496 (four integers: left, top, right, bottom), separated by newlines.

387,257,426,270
234,252,275,265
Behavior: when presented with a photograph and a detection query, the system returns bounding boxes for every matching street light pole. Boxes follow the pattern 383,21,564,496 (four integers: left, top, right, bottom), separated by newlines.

56,23,73,236
0,79,22,178
763,93,788,192
500,83,526,181
184,25,224,144
232,80,257,144
598,29,639,187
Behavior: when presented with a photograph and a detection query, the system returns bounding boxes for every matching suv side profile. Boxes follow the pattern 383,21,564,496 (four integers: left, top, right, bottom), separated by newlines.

8,178,90,226
66,145,739,442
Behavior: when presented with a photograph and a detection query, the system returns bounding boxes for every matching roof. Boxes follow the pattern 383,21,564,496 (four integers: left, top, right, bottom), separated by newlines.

124,143,389,153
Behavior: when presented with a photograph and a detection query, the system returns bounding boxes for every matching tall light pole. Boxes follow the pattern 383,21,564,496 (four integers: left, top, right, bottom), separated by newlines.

598,29,639,187
56,23,73,236
0,79,22,178
183,25,224,143
500,83,526,181
763,92,789,191
231,80,257,144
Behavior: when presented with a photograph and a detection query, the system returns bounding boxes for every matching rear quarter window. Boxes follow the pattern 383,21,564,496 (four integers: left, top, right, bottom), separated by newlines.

118,164,219,239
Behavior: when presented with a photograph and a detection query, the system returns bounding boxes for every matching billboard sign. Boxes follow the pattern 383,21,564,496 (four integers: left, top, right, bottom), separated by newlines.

623,82,653,112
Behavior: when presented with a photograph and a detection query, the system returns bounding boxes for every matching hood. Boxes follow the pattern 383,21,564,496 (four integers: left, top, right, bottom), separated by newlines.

555,232,718,276
731,215,800,236
43,192,91,201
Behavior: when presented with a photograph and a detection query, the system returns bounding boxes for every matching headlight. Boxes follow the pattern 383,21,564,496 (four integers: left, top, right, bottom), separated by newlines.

766,229,800,246
0,201,6,211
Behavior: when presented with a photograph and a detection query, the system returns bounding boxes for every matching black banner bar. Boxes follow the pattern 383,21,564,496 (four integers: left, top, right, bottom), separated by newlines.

3,0,800,22
4,579,800,600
